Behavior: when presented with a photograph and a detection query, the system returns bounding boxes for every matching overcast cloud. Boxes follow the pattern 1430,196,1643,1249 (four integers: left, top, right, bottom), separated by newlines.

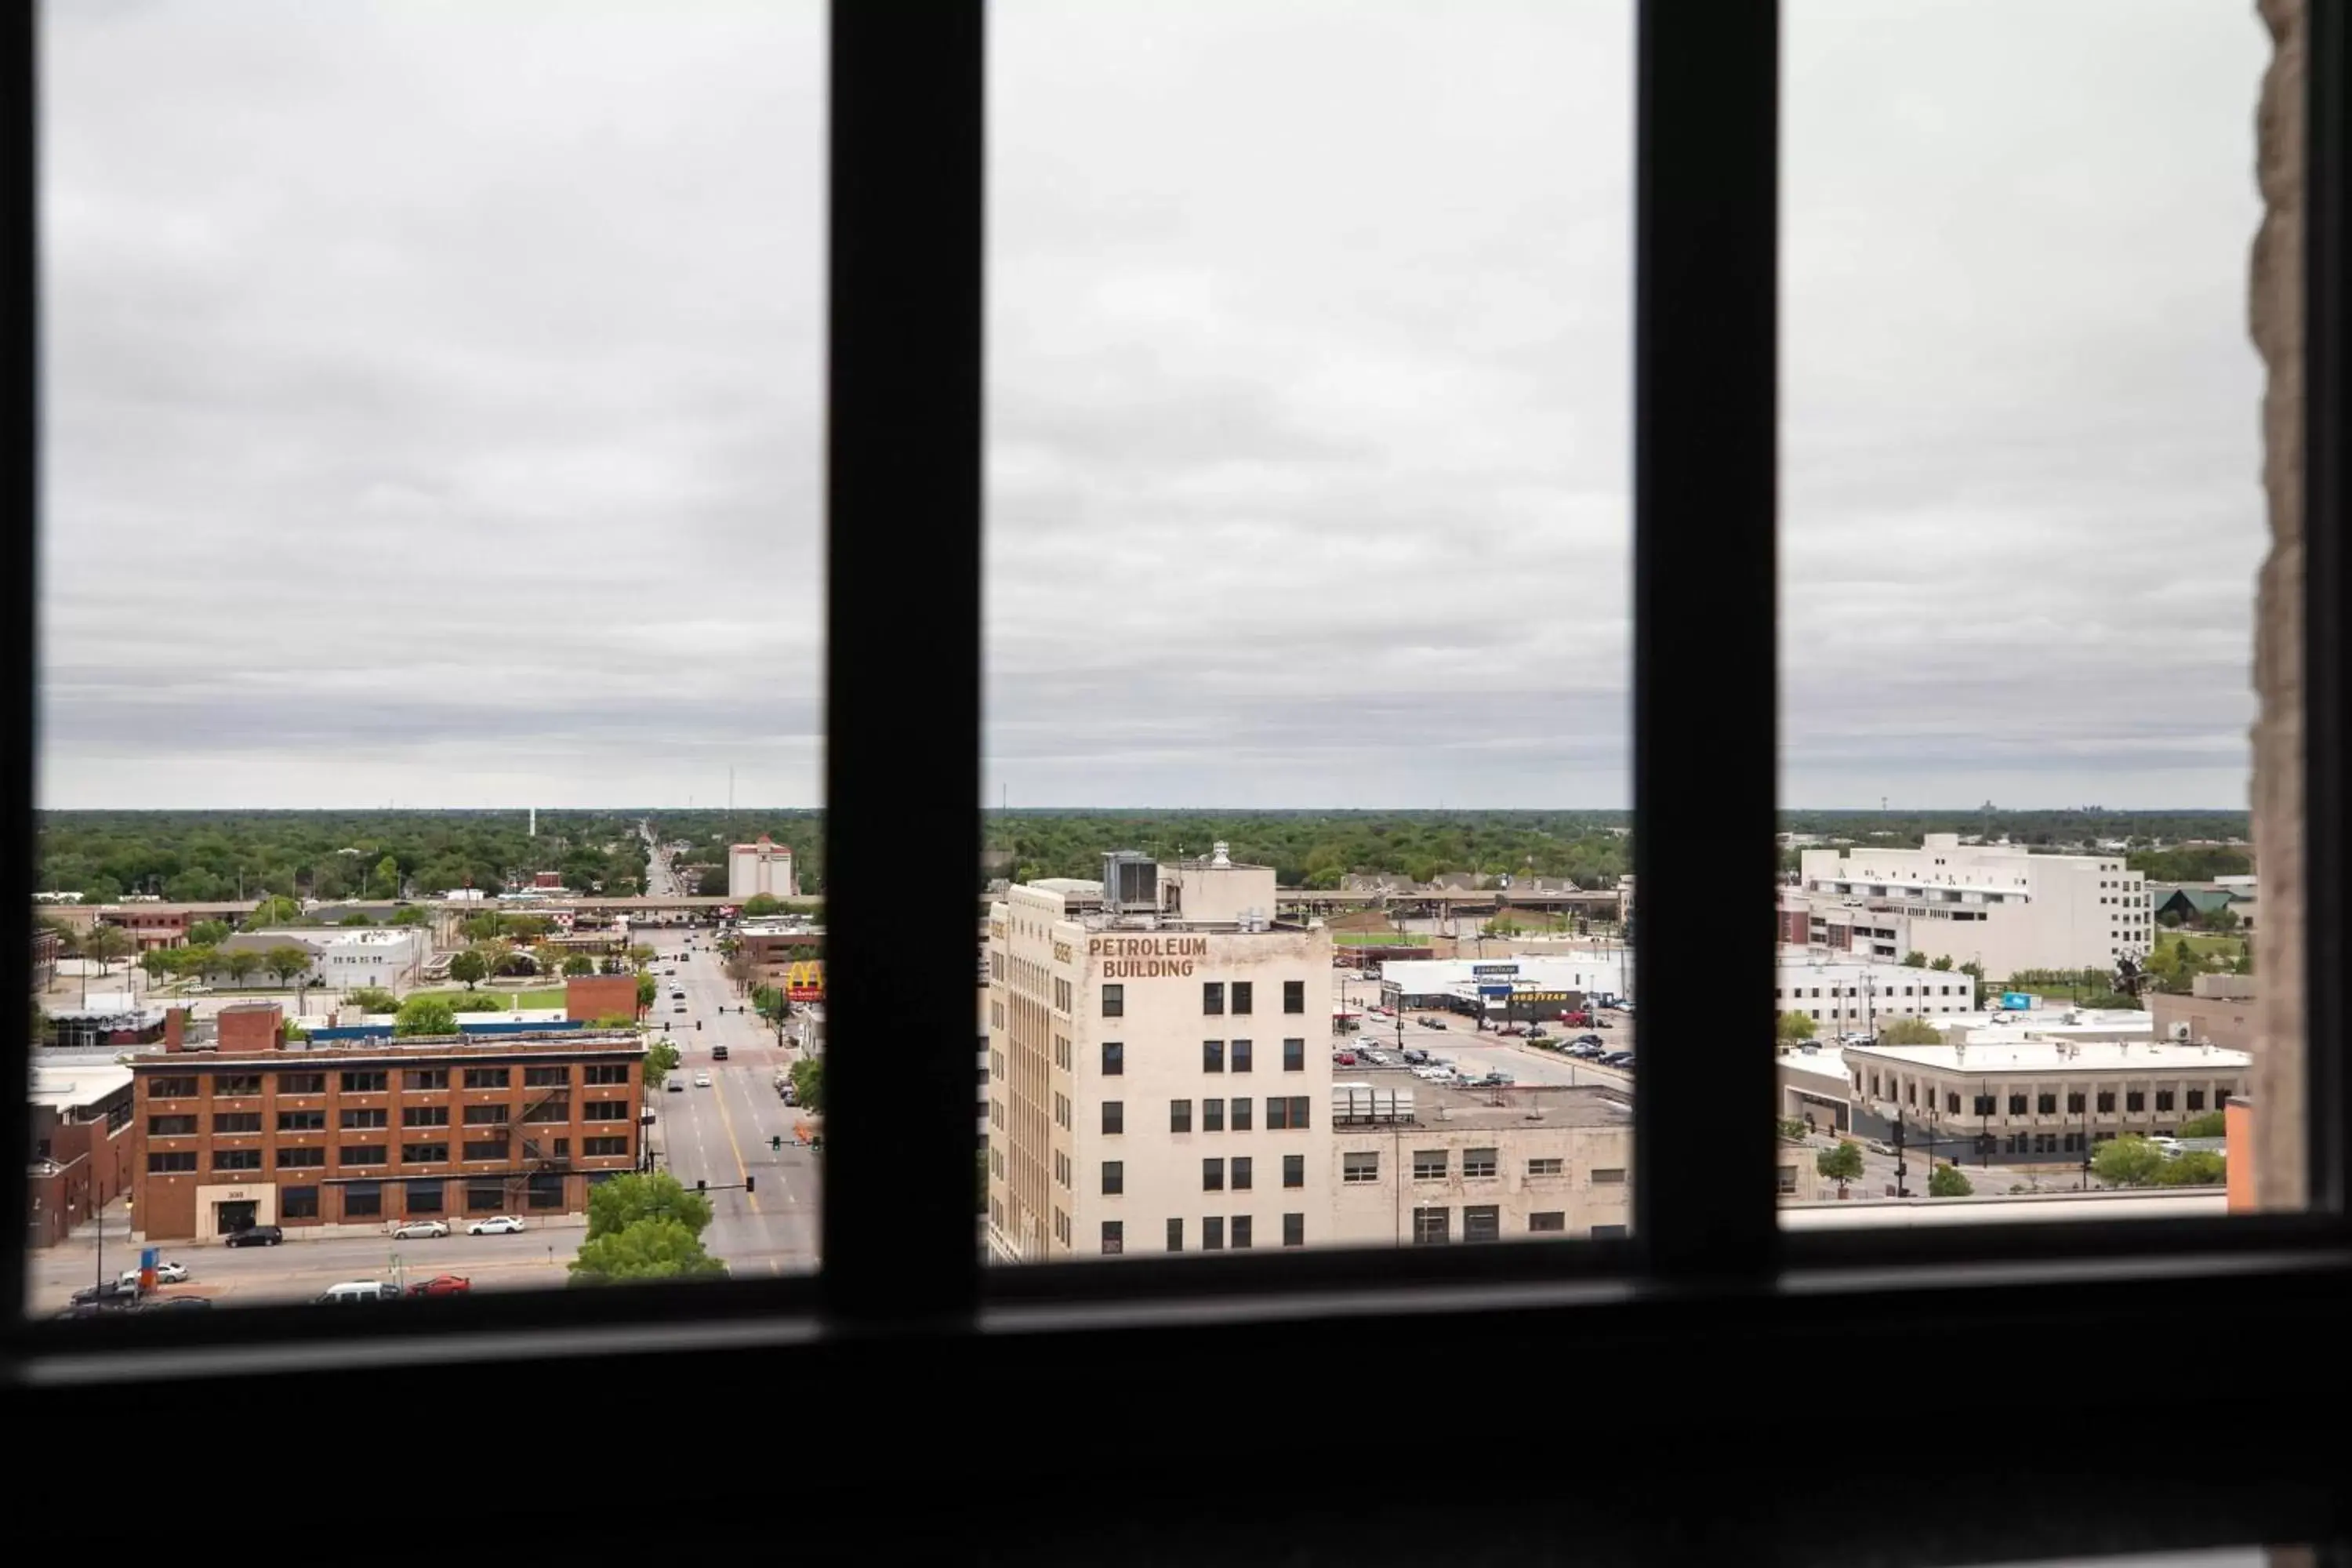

38,0,2267,810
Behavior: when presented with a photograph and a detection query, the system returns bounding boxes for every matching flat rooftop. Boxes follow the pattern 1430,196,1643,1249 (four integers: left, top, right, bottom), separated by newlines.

1848,1036,2250,1074
132,1029,646,1067
1336,1076,1632,1131
31,1063,135,1110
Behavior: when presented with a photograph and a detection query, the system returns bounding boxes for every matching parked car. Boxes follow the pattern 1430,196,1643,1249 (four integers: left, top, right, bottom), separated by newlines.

1573,1034,1605,1048
1479,1072,1515,1087
407,1274,473,1297
317,1280,400,1305
1331,1051,1356,1066
1600,1052,1636,1069
131,1295,213,1313
223,1225,284,1248
467,1215,526,1236
666,1077,685,1093
694,1071,713,1087
1568,1043,1605,1058
71,1281,141,1308
118,1261,190,1287
1401,1048,1430,1065
390,1219,449,1240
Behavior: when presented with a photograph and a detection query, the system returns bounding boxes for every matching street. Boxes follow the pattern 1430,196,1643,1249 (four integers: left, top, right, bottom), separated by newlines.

640,915,823,1278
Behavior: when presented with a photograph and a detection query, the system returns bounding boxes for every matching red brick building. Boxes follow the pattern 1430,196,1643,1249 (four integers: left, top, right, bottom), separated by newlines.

27,1065,138,1247
129,1005,648,1243
564,972,640,1022
47,901,260,950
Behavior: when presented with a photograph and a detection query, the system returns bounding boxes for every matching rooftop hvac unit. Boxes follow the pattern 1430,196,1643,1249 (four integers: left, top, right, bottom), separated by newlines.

2169,1022,2193,1041
1210,840,1232,868
1101,851,1160,916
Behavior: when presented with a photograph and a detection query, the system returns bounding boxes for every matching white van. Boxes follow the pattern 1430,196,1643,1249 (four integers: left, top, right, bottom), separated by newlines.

317,1280,398,1305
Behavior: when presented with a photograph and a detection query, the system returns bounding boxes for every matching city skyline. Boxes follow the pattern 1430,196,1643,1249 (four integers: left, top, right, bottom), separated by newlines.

39,1,2268,811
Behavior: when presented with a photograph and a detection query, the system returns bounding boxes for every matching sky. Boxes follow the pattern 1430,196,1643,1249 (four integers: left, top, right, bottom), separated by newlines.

38,0,2271,811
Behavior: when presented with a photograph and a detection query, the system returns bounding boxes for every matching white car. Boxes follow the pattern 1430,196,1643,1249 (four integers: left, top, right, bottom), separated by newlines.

118,1261,190,1287
694,1071,713,1087
467,1215,526,1236
390,1219,449,1240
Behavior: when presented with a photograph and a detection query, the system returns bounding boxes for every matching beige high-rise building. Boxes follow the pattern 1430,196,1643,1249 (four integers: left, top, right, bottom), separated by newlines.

985,846,1333,1261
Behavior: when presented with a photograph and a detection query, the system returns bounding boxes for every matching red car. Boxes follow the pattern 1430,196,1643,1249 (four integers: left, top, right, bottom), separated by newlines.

408,1275,473,1298
1332,1051,1357,1066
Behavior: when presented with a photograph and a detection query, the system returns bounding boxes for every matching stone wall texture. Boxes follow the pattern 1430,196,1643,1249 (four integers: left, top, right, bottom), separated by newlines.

2251,0,2306,1210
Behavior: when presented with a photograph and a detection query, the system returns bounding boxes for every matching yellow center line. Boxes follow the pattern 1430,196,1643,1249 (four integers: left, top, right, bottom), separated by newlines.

708,1065,760,1214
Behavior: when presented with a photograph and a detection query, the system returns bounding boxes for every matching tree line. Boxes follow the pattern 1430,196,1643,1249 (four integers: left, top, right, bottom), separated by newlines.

38,809,650,905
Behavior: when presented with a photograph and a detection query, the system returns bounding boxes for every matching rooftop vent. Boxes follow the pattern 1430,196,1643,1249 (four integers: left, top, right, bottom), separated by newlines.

1210,840,1232,869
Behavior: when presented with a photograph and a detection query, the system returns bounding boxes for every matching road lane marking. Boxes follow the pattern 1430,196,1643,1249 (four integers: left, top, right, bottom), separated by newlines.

709,1061,760,1214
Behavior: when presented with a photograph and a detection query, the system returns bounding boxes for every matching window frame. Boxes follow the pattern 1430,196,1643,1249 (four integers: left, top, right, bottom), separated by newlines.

5,8,2350,1475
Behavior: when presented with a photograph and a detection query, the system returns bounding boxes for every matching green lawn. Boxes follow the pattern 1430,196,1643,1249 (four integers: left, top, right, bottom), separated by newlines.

2156,931,2245,960
421,985,568,1009
1334,933,1417,946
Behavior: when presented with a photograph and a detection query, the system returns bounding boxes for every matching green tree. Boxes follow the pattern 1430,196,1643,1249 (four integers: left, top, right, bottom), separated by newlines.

82,924,133,976
1928,1163,1974,1197
368,854,402,899
1775,1010,1817,1044
223,949,260,986
338,911,376,927
644,1039,681,1091
636,973,658,1011
244,895,302,929
2155,1149,2227,1186
347,986,399,1014
1816,1139,1865,1198
139,948,180,984
187,919,232,947
590,1012,637,1028
2180,1110,2228,1138
563,953,597,977
1876,1017,1943,1045
388,905,430,927
448,993,505,1013
2092,1136,2166,1188
586,1171,713,1240
394,994,458,1037
627,944,658,971
448,949,489,990
1774,1116,1809,1142
1901,951,1928,968
742,893,782,917
1958,960,1986,984
182,944,223,983
264,944,314,987
789,1057,825,1113
568,1217,728,1284
1928,955,1955,971
460,913,507,944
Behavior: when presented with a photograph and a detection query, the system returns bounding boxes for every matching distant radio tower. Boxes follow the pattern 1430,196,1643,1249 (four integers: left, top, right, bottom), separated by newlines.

528,807,536,838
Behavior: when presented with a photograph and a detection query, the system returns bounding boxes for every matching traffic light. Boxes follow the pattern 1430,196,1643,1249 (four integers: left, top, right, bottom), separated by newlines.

696,1178,706,1192
771,1134,782,1151
745,1175,756,1194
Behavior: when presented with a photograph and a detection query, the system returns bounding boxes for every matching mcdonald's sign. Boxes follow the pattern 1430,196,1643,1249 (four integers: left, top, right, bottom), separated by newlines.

786,960,826,1002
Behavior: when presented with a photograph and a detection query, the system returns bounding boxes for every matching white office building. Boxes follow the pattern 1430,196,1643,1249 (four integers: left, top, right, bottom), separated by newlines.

1775,953,1977,1033
985,846,1332,1262
1795,833,2151,975
1376,956,1633,1018
728,835,799,900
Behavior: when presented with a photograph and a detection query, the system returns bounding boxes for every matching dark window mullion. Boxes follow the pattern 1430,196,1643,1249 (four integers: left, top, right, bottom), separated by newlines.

1631,0,1780,1283
821,1,984,1325
2305,0,2350,1225
3,4,34,1328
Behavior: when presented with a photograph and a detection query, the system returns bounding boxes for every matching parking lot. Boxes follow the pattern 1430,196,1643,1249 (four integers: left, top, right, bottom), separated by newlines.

1336,1006,1635,1090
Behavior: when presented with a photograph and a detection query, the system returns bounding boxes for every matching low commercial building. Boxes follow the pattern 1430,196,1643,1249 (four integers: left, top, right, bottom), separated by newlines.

1376,956,1633,1021
1840,1034,2252,1166
42,1003,168,1051
53,900,260,948
129,1005,648,1242
1328,1080,1632,1245
227,926,429,993
33,926,60,991
27,1065,137,1247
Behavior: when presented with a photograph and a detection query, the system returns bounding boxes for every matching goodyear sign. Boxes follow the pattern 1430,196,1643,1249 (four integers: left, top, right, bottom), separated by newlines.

786,960,826,1002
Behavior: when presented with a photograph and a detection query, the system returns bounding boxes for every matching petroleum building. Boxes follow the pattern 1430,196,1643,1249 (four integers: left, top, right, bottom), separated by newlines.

985,846,1332,1261
129,1004,648,1242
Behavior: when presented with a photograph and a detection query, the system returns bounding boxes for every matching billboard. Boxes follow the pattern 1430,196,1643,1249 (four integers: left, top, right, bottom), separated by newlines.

1472,963,1520,978
1999,992,2033,1011
786,960,826,1002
